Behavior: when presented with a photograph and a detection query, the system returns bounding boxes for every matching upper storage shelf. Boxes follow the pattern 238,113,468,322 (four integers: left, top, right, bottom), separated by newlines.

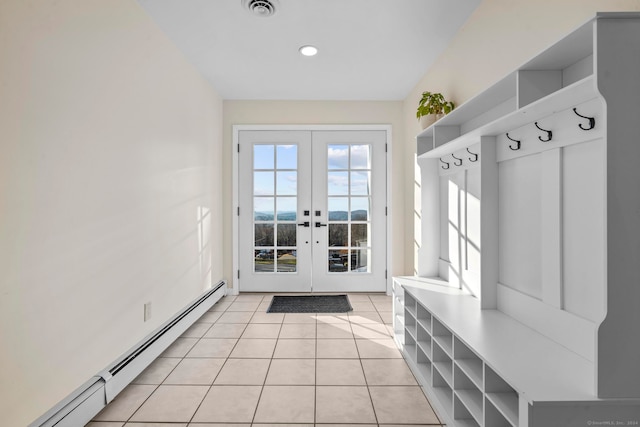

417,16,596,157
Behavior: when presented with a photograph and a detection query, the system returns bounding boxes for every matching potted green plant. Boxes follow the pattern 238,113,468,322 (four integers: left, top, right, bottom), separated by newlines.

416,91,455,129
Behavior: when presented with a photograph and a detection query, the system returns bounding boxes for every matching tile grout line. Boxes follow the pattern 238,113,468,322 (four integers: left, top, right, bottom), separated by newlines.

314,310,318,425
250,296,279,425
358,294,381,426
184,294,240,426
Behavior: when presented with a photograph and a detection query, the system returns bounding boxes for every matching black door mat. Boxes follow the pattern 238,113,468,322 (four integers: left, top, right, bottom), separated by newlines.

267,295,352,313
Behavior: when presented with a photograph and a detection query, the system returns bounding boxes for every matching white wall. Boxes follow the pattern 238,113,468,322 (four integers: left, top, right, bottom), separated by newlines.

0,1,224,425
404,0,640,274
223,101,405,288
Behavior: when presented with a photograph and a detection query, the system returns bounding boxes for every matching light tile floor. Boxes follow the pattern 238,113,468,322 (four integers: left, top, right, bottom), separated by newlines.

88,293,442,427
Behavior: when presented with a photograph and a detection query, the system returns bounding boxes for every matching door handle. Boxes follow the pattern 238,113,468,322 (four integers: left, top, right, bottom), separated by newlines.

298,221,310,227
315,222,327,227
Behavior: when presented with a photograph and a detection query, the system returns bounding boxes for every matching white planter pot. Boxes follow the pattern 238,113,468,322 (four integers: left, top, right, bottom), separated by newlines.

419,114,442,130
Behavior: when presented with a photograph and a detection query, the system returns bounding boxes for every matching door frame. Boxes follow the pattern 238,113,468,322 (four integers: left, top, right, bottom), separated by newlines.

232,124,393,296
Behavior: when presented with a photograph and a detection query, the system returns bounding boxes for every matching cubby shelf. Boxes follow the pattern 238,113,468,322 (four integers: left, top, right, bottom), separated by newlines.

417,76,597,158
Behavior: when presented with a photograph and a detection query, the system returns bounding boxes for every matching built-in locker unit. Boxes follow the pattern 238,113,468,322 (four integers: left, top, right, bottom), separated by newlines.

394,13,640,427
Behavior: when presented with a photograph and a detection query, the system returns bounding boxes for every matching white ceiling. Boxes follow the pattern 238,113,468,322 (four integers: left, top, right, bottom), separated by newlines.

136,0,481,100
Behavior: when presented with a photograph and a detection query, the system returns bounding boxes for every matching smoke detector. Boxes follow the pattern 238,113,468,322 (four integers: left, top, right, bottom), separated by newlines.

243,0,279,17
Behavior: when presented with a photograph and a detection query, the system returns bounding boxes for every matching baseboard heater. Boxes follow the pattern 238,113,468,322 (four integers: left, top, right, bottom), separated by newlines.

30,280,226,427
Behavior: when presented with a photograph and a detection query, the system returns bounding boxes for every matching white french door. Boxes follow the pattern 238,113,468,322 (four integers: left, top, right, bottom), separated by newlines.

238,128,387,292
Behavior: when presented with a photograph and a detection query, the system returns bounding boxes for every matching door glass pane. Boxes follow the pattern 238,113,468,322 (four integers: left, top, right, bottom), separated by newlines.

254,197,274,220
326,143,373,275
254,171,274,195
328,145,349,169
328,224,348,247
276,197,296,221
255,249,274,272
276,171,297,195
351,145,370,169
277,249,297,272
253,142,300,276
328,171,349,195
351,224,368,247
255,224,274,246
328,197,348,221
329,250,348,272
254,145,274,169
351,171,370,195
277,224,297,246
276,145,297,169
350,197,369,220
351,249,370,273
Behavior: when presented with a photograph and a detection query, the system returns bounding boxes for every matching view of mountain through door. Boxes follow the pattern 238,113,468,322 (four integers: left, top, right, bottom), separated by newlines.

238,129,387,292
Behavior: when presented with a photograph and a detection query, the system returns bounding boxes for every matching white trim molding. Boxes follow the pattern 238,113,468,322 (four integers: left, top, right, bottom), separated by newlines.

232,124,393,295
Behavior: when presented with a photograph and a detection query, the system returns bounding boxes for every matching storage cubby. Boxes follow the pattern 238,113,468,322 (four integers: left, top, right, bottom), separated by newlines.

416,343,432,384
404,307,417,341
454,365,483,425
485,396,514,427
485,365,518,427
404,292,416,316
432,317,453,357
432,340,453,388
454,337,483,391
416,303,432,333
433,367,453,417
417,328,432,358
404,328,416,363
453,394,481,427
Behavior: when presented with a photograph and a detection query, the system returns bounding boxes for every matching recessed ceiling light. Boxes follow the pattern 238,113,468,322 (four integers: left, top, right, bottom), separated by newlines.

299,45,318,57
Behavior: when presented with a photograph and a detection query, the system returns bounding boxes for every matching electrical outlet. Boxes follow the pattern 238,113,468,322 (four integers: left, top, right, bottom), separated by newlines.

144,302,152,322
